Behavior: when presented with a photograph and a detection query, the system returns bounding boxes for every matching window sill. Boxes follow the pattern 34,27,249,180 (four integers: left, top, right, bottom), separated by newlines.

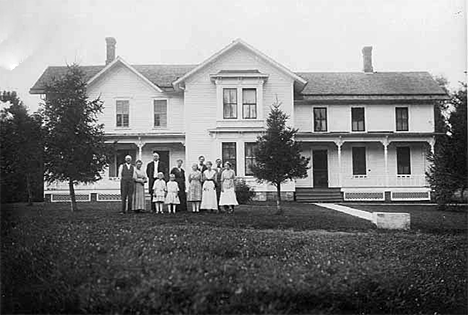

352,175,367,178
114,127,131,130
397,175,412,178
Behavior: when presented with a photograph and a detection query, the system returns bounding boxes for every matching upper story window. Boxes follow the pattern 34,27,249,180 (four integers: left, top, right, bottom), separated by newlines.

352,147,366,175
242,89,257,119
351,107,365,131
397,147,411,175
116,100,129,127
223,88,237,119
154,100,167,128
313,107,327,132
396,107,409,131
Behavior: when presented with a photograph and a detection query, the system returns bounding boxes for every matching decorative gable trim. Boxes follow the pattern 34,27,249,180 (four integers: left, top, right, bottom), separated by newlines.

87,57,163,93
172,38,307,89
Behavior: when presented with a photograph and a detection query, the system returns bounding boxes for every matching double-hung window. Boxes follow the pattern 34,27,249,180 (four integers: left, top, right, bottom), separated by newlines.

223,89,237,119
352,147,366,175
116,100,129,127
396,107,409,131
244,142,257,176
242,89,257,119
222,142,237,173
154,100,167,128
397,147,411,175
313,107,327,132
351,107,365,131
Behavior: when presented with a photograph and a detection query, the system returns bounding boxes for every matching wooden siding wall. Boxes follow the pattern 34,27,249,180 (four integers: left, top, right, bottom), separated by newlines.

184,46,295,169
294,103,434,133
87,63,184,133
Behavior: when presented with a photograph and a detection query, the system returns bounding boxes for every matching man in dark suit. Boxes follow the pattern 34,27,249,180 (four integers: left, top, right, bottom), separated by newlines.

170,159,187,212
146,151,167,212
198,155,208,173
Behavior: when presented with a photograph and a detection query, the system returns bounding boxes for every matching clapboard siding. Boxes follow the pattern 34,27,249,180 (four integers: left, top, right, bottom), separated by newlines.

294,103,434,133
184,46,295,165
87,63,184,133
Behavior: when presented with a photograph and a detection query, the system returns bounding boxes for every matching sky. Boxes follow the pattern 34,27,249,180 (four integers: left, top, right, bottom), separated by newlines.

0,0,466,112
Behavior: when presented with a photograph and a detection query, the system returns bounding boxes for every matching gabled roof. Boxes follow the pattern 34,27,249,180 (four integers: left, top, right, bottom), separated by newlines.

296,71,446,96
30,62,196,94
87,57,165,92
172,38,307,88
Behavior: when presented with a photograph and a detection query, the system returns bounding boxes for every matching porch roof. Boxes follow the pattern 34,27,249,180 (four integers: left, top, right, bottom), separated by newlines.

104,132,185,144
296,131,438,143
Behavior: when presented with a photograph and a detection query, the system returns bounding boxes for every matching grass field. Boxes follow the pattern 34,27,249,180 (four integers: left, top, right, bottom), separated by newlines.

347,203,468,233
1,202,467,314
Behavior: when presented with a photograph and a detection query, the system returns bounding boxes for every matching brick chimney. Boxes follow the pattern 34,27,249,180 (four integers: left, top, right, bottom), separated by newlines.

105,37,116,65
362,46,373,73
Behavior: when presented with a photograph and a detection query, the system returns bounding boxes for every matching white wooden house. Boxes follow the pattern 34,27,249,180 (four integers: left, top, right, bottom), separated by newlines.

30,38,447,202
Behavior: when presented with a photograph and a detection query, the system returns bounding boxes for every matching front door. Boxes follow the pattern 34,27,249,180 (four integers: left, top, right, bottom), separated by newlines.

156,150,170,176
313,150,328,187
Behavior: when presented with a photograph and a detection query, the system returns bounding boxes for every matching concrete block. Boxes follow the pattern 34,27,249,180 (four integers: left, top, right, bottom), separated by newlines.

252,192,267,201
372,212,410,230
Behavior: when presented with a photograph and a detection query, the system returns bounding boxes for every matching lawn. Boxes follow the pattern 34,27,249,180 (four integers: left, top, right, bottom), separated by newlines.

347,204,468,233
1,202,467,314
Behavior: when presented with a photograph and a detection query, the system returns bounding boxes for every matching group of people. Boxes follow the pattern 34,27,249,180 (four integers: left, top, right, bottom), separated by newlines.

119,151,238,214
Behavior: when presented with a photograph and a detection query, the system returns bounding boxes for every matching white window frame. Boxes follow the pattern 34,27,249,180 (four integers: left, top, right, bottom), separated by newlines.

153,98,169,129
351,145,367,177
312,106,329,133
215,78,264,121
350,106,367,132
394,106,410,132
115,98,131,129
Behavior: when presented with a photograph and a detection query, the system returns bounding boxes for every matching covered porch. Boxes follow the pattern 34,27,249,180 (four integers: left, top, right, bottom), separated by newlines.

45,132,186,201
295,132,435,201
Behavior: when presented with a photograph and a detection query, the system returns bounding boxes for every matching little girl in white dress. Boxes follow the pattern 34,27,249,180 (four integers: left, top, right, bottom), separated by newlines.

152,172,166,214
165,174,180,214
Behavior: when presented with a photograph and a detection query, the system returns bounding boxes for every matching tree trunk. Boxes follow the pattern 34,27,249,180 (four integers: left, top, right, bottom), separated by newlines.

275,183,282,215
26,173,33,206
68,179,78,212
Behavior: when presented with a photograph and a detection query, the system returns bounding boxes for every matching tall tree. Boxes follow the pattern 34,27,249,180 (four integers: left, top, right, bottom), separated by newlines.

41,64,108,211
0,91,43,204
251,99,309,214
427,83,467,209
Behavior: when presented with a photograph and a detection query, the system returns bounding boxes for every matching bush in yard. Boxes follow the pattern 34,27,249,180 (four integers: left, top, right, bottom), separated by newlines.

427,83,467,209
235,179,255,204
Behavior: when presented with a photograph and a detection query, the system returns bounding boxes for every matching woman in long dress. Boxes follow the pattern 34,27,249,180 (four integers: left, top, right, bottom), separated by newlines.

219,161,238,213
200,161,218,212
187,163,202,212
133,160,147,212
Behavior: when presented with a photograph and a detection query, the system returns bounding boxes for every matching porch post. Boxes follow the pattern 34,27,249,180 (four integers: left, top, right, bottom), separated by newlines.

137,137,145,161
335,138,343,187
429,137,435,154
382,137,389,187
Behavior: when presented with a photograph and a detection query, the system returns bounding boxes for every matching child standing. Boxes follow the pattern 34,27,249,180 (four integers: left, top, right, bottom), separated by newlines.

152,172,166,214
165,174,180,214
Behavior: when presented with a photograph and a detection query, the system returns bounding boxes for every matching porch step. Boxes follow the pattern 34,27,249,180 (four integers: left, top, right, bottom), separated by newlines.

295,188,343,203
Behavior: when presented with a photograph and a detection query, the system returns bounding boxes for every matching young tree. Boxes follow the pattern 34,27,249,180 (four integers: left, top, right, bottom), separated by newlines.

427,83,467,209
251,99,309,214
0,91,43,205
41,64,108,211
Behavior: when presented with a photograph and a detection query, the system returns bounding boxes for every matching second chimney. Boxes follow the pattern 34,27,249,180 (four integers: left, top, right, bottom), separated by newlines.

105,37,116,65
362,46,373,73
